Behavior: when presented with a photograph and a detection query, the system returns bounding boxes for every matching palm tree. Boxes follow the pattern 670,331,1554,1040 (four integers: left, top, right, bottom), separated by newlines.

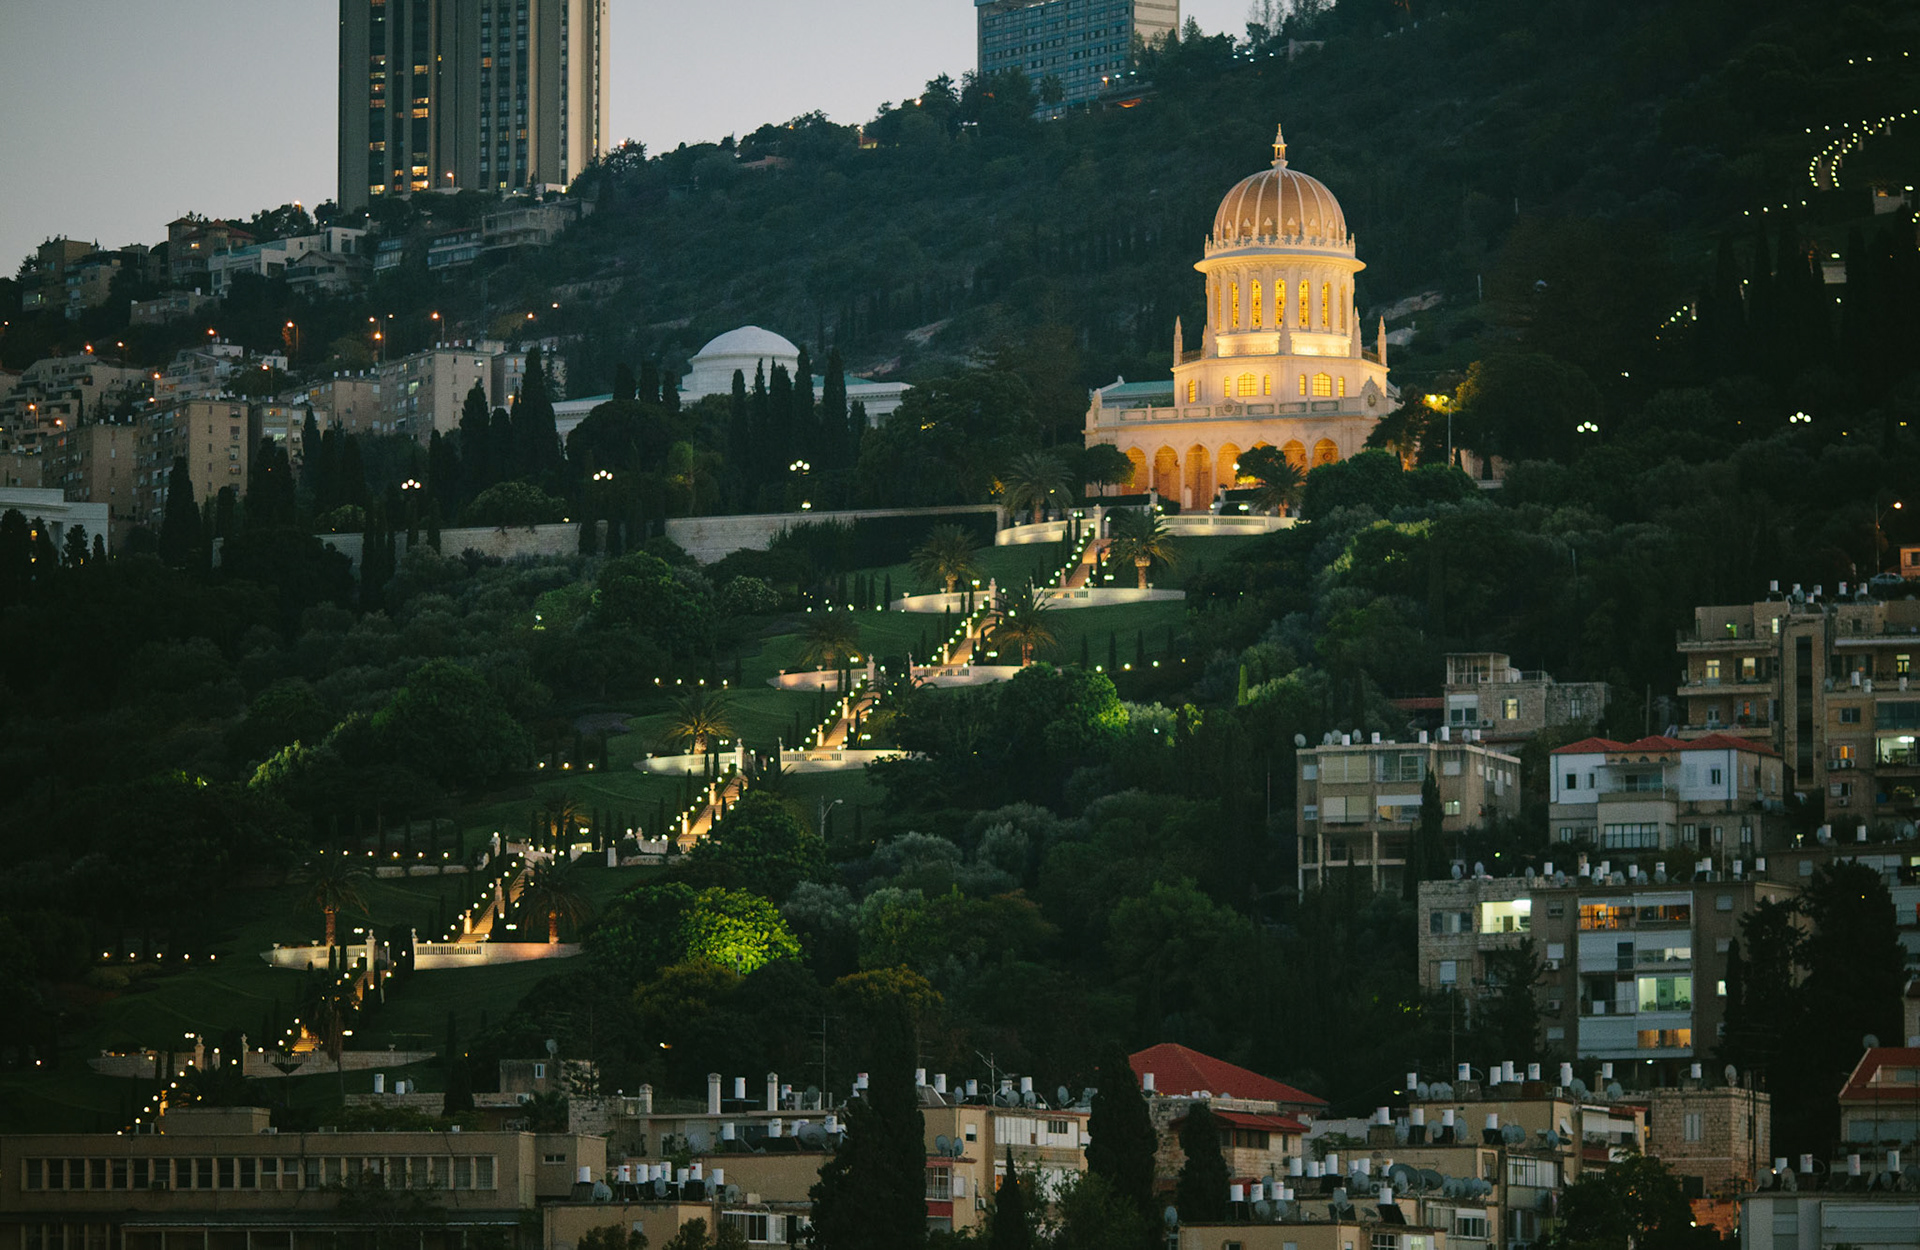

1107,510,1179,589
911,525,980,594
991,600,1057,666
799,614,862,671
1236,445,1306,516
517,860,593,944
304,859,368,947
662,689,735,755
999,450,1074,525
543,791,584,845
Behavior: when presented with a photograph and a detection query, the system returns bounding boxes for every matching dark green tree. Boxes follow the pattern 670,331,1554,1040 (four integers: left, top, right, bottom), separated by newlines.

61,523,90,569
988,1146,1033,1250
1086,1047,1157,1246
1174,1102,1229,1223
158,457,202,569
1405,767,1445,901
1476,938,1544,1064
806,998,925,1249
246,437,297,528
1548,1153,1697,1250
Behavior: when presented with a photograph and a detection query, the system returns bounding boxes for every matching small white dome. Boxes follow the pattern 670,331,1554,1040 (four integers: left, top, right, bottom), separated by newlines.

692,325,799,362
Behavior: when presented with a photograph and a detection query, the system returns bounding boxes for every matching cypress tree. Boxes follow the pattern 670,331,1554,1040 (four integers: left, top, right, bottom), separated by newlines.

1087,1047,1157,1243
821,348,849,468
299,409,323,503
427,429,459,515
458,382,492,494
806,999,925,1249
768,363,795,477
213,486,237,541
637,360,659,405
793,345,816,462
1174,1102,1229,1223
749,363,771,491
613,362,638,404
989,1146,1032,1250
848,399,868,464
728,369,752,503
338,434,369,509
513,346,562,480
661,367,681,415
90,533,107,563
488,407,514,488
158,457,201,569
443,1011,474,1115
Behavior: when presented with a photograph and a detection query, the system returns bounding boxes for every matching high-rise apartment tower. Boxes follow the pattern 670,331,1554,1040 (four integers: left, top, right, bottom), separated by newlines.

973,0,1178,109
337,0,609,213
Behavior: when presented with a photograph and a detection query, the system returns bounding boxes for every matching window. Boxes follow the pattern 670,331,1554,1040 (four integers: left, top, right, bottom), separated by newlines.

1444,799,1461,816
1187,379,1198,403
1263,374,1272,396
1252,281,1262,326
925,1167,952,1200
1231,282,1240,328
1455,1213,1489,1240
1237,373,1257,397
1322,282,1331,328
1298,373,1308,396
1378,752,1425,783
1312,373,1333,397
1602,822,1660,849
1372,1235,1398,1250
1901,654,1912,675
1507,1157,1558,1188
1704,659,1721,681
1503,697,1520,720
1637,1027,1692,1049
1437,959,1458,985
1709,767,1723,785
541,1154,567,1165
1565,773,1578,790
1299,280,1310,328
723,1213,772,1242
1840,707,1863,724
1480,900,1532,934
1637,975,1693,1012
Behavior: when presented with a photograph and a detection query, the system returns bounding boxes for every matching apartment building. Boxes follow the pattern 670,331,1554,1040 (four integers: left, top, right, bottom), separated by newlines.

303,374,387,436
164,217,255,288
1548,734,1787,854
205,229,367,295
0,356,150,457
1297,731,1523,895
0,1106,603,1250
136,400,255,529
1678,593,1920,834
1443,653,1609,745
47,421,140,544
921,1084,1090,1233
17,239,94,314
1644,1084,1772,1198
376,341,553,442
1418,874,1796,1070
974,0,1179,108
1838,1047,1920,1150
336,0,611,213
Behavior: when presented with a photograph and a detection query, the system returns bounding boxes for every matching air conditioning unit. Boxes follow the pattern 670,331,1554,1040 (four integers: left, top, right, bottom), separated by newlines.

1543,958,1561,971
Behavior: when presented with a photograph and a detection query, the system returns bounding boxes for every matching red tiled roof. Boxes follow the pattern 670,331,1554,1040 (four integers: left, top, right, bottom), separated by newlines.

1838,1047,1920,1104
1130,1043,1327,1108
1209,1108,1308,1134
1551,734,1779,758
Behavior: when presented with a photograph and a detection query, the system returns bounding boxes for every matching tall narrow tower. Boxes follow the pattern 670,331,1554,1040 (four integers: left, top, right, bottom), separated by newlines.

337,0,609,214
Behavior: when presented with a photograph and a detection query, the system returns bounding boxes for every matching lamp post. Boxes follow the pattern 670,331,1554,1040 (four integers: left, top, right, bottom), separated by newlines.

430,311,441,347
1872,495,1904,576
817,798,844,838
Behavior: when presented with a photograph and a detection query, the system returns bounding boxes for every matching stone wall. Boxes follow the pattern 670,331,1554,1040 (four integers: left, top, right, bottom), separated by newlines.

312,523,587,578
1643,1086,1771,1197
665,505,1002,564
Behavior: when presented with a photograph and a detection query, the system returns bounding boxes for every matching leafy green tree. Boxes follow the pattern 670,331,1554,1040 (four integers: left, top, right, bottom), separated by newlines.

999,450,1073,525
465,480,566,528
577,1223,648,1250
684,791,825,902
1174,1102,1229,1223
61,524,90,569
1106,510,1177,588
1236,445,1305,516
799,614,863,669
1476,938,1544,1063
247,437,297,528
678,887,802,974
369,658,530,789
1452,352,1600,466
1548,1153,1697,1250
658,1218,744,1250
518,859,594,943
1086,1047,1157,1247
1050,1171,1156,1250
1080,444,1136,496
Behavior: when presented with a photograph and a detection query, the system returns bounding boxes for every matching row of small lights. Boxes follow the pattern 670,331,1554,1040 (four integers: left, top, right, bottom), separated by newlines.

1805,94,1915,192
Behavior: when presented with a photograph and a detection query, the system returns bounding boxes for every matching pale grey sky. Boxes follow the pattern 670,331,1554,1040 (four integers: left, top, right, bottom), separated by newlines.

0,0,1253,272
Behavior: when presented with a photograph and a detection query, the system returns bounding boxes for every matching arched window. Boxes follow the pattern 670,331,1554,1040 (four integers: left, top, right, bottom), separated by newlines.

1276,282,1285,326
1124,447,1148,490
1298,280,1310,329
1321,282,1330,329
1312,373,1333,397
1298,373,1308,396
1186,378,1198,403
1251,281,1262,328
1212,280,1221,329
1337,376,1347,398
1312,438,1339,465
1263,374,1273,396
1236,373,1257,397
1281,439,1307,469
1231,282,1240,329
1338,284,1346,332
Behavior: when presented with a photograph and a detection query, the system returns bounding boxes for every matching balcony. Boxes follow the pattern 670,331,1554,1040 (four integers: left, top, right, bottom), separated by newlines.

1598,787,1678,805
1680,676,1771,695
1676,626,1768,651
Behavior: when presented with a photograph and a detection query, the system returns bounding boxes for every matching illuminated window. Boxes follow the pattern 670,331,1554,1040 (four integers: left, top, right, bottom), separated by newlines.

1338,284,1346,330
1321,282,1330,328
1299,280,1310,328
1298,374,1307,396
1212,280,1221,327
1252,281,1262,327
1186,379,1198,403
1312,373,1332,397
1237,373,1257,397
1263,374,1272,396
1231,281,1240,329
1337,376,1346,397
1276,283,1284,325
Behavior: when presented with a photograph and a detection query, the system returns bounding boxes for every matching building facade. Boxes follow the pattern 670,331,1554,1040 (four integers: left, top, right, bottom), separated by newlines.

1297,733,1522,895
136,400,255,530
1085,126,1395,509
974,0,1178,108
337,0,611,212
1547,734,1787,854
1443,653,1609,745
1678,593,1920,835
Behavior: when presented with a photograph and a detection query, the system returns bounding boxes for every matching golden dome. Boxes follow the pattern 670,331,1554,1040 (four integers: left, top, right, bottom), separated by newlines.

1211,125,1348,249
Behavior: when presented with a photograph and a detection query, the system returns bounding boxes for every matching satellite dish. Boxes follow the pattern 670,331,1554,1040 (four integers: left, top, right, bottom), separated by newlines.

1389,1164,1416,1191
1419,1169,1444,1193
724,1184,744,1203
798,1124,827,1148
1568,1078,1589,1099
1294,733,1308,748
1606,1082,1624,1101
545,1038,559,1056
1253,1199,1274,1220
1415,1081,1431,1099
1021,1090,1038,1108
651,1178,667,1198
1057,1086,1072,1108
936,1134,952,1156
804,1085,822,1106
1864,1034,1881,1049
1441,1177,1461,1198
1472,861,1485,876
1451,863,1464,880
1163,1205,1180,1230
685,1128,710,1152
590,1181,612,1203
1724,1064,1739,1086
1502,1124,1526,1146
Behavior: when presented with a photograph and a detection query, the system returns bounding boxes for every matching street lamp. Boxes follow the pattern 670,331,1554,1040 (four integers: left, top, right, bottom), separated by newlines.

817,797,844,836
430,311,441,346
1788,411,1812,425
1873,495,1904,576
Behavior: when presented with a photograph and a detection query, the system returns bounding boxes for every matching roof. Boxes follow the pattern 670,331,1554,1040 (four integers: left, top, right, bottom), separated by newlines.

1213,125,1347,249
692,325,798,361
1100,379,1176,400
1131,1043,1327,1108
1838,1047,1920,1105
1205,1108,1309,1134
1551,734,1779,758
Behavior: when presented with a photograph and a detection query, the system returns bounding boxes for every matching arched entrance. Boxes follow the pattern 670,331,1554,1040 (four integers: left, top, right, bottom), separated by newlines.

1185,443,1213,507
1312,438,1340,466
1151,446,1180,497
1282,439,1307,470
1217,443,1245,488
1124,447,1148,493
